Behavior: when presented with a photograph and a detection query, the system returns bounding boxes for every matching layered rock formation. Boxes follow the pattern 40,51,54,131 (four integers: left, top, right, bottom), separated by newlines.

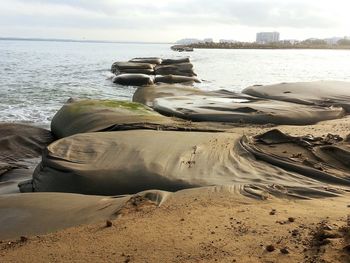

27,129,348,198
2,57,350,243
0,123,54,194
111,57,199,86
133,84,345,125
243,81,350,112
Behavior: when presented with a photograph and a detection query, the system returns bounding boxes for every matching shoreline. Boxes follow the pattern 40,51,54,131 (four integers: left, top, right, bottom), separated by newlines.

177,43,350,50
192,47,350,50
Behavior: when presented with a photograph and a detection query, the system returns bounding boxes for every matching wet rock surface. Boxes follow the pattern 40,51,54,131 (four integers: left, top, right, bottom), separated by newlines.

112,73,154,86
0,124,54,194
111,57,199,86
0,190,168,239
50,99,226,139
241,129,350,187
2,56,350,255
243,81,350,112
133,84,345,125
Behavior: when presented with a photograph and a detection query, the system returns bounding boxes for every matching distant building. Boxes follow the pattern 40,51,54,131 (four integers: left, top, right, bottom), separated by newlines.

219,39,237,43
203,38,213,43
324,37,342,45
176,38,203,45
281,39,299,45
176,38,213,45
256,32,280,44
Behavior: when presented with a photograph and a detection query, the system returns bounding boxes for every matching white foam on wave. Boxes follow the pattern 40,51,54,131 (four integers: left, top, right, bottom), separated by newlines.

102,71,116,80
0,104,56,129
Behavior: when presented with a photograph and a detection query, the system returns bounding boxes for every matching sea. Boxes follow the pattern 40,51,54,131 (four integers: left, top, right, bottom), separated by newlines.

1,40,350,128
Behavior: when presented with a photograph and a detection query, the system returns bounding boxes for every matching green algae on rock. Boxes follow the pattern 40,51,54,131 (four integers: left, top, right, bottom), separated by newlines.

50,99,224,139
51,99,170,138
64,99,156,115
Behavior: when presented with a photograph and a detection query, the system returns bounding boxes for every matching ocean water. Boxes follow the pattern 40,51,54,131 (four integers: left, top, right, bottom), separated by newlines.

1,40,350,127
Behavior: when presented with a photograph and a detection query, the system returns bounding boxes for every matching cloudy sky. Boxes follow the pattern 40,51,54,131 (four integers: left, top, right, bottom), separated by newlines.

0,0,349,42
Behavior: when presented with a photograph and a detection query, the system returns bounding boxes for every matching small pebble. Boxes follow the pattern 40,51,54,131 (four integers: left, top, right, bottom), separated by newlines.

291,229,299,237
280,247,289,254
288,217,295,222
106,220,113,227
266,245,275,252
20,236,28,242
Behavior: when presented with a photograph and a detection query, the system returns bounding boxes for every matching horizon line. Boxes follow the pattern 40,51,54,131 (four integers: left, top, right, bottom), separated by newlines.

0,37,174,45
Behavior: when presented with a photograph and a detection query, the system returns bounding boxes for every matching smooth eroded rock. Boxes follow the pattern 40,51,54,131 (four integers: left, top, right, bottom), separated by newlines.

155,75,200,84
133,85,212,107
0,123,54,194
133,85,344,125
28,130,347,197
129,57,162,65
116,68,154,75
50,99,170,138
0,123,54,160
243,81,350,112
111,62,153,74
155,63,196,77
161,58,190,65
241,129,350,187
112,73,154,86
0,190,168,239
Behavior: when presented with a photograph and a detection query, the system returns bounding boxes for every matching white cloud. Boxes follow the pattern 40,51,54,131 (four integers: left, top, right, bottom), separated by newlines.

0,0,349,42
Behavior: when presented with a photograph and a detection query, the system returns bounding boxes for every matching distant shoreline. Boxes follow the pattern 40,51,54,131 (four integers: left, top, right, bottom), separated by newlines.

186,43,350,50
0,37,172,45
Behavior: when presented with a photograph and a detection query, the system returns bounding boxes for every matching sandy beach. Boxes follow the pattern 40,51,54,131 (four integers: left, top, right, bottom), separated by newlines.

1,182,350,262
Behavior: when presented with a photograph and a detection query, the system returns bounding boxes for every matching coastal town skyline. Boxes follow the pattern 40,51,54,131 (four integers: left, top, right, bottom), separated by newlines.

176,33,350,45
1,33,350,46
1,0,350,42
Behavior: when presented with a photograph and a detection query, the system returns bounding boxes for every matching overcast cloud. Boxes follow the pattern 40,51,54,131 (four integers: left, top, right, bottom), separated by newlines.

0,0,349,42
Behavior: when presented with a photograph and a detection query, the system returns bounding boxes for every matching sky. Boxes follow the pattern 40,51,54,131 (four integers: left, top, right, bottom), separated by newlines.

0,0,349,42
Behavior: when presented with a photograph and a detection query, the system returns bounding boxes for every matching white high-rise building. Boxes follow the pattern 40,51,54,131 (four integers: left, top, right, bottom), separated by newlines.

256,32,280,44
